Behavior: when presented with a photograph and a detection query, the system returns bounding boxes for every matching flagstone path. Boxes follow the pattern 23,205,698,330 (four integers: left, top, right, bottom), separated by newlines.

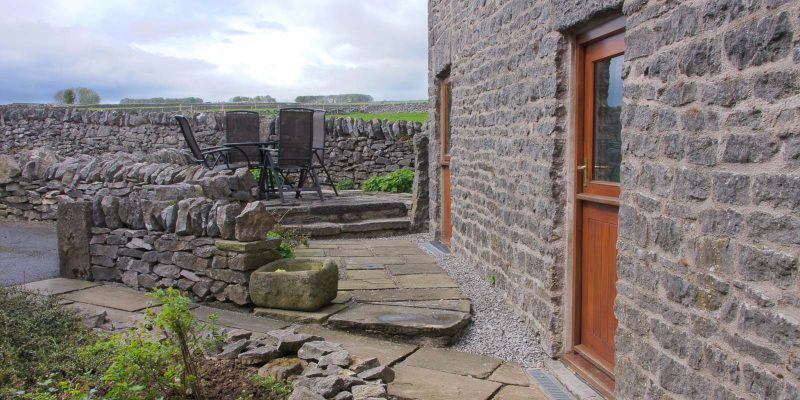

18,277,552,400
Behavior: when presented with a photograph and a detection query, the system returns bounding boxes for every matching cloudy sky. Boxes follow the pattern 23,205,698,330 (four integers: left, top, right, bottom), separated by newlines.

0,0,428,104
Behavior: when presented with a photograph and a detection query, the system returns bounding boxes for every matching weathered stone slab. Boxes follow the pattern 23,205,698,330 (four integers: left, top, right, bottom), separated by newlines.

345,257,405,266
338,279,397,291
18,278,99,295
300,325,417,367
332,291,353,304
326,304,470,340
351,288,465,302
492,385,549,400
60,285,160,312
293,248,326,257
403,347,501,379
369,246,422,256
488,362,532,386
385,263,444,275
253,303,348,324
393,273,457,289
388,365,501,400
192,305,288,333
215,238,280,253
327,248,372,257
57,200,93,279
65,301,144,330
346,270,389,280
402,254,437,264
365,299,471,313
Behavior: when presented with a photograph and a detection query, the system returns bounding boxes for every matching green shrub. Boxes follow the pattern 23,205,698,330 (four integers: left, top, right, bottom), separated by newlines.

335,179,354,191
0,287,101,392
86,288,218,399
362,168,414,193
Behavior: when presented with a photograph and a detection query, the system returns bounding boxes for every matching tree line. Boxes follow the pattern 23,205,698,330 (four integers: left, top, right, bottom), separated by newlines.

294,94,373,103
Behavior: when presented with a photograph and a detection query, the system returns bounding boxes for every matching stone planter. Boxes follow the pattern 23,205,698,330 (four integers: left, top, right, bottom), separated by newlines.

249,258,338,311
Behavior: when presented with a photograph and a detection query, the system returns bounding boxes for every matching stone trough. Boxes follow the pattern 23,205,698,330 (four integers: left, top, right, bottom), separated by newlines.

249,258,339,311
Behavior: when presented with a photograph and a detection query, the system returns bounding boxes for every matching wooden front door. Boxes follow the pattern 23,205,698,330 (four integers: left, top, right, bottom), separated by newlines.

440,76,452,245
573,26,624,380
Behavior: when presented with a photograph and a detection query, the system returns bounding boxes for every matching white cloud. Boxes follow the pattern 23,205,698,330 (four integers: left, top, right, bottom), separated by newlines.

0,0,427,103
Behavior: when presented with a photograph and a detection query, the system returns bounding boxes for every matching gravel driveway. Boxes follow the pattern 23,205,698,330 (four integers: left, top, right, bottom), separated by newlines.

0,221,59,286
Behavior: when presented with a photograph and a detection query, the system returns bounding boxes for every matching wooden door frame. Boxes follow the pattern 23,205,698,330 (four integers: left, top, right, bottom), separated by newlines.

438,74,452,245
563,16,625,399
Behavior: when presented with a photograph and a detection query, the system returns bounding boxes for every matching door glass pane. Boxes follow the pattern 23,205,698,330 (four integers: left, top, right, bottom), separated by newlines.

593,54,623,182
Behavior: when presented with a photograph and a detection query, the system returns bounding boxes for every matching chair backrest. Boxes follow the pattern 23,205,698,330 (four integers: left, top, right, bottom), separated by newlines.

225,111,260,163
174,115,206,166
312,110,326,164
278,108,314,168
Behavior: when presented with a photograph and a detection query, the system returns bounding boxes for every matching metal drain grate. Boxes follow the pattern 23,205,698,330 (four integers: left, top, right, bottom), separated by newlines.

422,240,450,256
528,369,576,400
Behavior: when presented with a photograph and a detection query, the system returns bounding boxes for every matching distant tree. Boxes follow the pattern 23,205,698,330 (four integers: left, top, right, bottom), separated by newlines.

76,87,101,104
62,88,75,104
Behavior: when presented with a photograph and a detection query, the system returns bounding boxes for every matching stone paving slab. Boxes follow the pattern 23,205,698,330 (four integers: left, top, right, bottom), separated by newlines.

252,303,348,324
389,365,502,400
402,254,438,264
339,279,397,290
386,263,445,275
17,277,99,295
488,362,533,386
193,305,288,333
327,248,373,257
301,325,418,366
492,384,549,400
344,256,407,266
327,303,470,341
66,302,144,329
351,288,466,302
293,248,326,257
370,246,425,256
59,285,160,312
403,347,503,379
394,273,458,289
365,299,472,313
345,270,390,280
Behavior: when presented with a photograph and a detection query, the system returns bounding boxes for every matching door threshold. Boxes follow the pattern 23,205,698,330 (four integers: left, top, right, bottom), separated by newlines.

561,352,615,399
423,240,450,256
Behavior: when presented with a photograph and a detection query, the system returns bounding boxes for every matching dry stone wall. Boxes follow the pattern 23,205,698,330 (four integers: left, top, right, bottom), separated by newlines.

429,0,799,398
0,106,424,186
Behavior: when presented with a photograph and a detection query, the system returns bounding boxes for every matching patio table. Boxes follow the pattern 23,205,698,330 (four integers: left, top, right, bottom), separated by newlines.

222,141,281,199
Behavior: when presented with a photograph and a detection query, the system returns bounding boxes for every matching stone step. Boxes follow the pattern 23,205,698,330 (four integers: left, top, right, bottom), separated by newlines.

326,303,471,346
273,200,408,225
285,217,411,238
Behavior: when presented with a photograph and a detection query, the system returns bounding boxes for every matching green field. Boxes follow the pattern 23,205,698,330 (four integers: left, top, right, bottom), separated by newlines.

325,111,428,123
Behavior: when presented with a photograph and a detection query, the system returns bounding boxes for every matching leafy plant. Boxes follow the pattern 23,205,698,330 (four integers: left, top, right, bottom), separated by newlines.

335,179,354,190
486,273,496,287
87,288,218,399
266,210,310,259
362,168,414,193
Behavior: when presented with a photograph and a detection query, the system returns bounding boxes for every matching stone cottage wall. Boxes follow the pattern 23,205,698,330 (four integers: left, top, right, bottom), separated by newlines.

616,1,800,399
429,0,799,398
0,106,424,186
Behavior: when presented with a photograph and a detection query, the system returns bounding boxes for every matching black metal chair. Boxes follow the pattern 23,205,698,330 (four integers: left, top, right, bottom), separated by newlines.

312,110,338,196
174,115,254,170
269,108,323,201
224,111,261,164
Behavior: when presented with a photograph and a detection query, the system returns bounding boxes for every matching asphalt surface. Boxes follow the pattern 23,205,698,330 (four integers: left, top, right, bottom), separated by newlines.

0,221,59,286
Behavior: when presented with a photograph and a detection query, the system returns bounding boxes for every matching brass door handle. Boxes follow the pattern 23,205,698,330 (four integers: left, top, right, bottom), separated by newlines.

577,163,587,187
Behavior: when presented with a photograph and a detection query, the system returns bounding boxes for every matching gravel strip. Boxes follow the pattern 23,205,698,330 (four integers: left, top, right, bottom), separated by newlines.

354,234,546,368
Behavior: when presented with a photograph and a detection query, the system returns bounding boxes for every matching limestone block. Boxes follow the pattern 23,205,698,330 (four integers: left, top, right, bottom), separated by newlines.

235,201,276,242
57,200,93,279
217,203,243,240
